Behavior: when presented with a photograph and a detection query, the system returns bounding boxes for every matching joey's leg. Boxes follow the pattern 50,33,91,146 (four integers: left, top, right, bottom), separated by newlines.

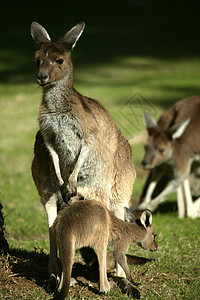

112,245,140,299
112,246,140,299
94,244,110,293
112,208,127,279
113,250,132,282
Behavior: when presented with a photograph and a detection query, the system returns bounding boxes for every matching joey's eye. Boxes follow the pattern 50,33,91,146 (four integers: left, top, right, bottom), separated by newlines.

56,59,64,65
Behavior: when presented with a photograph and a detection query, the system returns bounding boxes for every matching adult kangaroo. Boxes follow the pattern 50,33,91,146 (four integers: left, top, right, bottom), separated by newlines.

31,22,136,288
53,200,157,300
138,96,200,218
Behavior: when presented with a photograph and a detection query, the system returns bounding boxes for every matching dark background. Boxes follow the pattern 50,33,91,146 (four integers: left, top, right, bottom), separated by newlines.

0,0,200,85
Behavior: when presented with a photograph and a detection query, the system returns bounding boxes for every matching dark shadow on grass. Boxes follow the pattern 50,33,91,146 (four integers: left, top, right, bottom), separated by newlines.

8,248,49,289
7,246,153,297
7,248,100,294
154,200,178,215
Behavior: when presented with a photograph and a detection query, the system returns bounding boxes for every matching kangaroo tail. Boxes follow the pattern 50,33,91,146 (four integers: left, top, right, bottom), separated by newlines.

55,238,74,300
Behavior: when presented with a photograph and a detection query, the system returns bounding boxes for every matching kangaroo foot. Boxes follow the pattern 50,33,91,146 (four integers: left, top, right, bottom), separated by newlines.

47,274,60,293
99,281,111,294
130,280,140,287
113,277,140,299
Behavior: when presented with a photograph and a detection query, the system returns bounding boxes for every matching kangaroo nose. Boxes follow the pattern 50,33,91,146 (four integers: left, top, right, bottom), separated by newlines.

37,73,49,86
151,242,158,251
141,160,149,169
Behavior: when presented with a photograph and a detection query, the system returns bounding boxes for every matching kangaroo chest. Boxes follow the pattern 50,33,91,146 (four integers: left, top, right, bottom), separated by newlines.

39,109,82,165
38,107,102,185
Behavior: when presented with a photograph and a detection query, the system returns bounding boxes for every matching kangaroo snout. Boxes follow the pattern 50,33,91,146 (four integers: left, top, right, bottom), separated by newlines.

150,241,158,252
141,160,151,170
37,73,49,86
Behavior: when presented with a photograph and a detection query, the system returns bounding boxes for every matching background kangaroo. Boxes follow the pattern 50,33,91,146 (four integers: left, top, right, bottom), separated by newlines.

31,22,136,287
138,96,200,218
53,200,157,300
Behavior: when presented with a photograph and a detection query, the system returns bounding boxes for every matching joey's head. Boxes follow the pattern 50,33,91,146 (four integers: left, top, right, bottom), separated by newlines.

136,210,157,251
142,112,190,170
125,208,157,251
31,22,85,87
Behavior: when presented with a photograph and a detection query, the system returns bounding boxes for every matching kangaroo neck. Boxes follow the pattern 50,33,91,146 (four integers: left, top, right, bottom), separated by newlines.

41,76,75,112
127,222,146,242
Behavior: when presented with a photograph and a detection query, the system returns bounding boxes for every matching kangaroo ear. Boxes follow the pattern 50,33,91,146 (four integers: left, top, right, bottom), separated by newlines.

140,210,152,228
143,112,157,135
169,118,190,140
124,207,137,222
31,22,51,48
59,22,85,50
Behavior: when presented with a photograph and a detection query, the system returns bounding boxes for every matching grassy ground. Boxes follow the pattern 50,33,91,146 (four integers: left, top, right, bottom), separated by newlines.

0,1,200,299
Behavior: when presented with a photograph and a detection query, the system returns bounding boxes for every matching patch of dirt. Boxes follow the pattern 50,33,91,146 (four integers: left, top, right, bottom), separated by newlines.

0,250,116,299
0,249,152,299
0,249,50,299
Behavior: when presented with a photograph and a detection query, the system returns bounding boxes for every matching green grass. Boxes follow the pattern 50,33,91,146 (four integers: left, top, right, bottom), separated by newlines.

1,1,200,299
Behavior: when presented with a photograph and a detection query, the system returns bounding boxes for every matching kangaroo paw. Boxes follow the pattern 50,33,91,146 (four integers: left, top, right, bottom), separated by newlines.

67,184,77,198
60,184,69,203
60,184,77,204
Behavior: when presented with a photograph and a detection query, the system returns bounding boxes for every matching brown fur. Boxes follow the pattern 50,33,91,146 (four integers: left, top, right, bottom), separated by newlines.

138,96,200,217
30,22,136,285
53,200,157,299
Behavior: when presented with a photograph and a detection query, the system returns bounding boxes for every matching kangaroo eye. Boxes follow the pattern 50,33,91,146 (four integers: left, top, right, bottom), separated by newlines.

158,148,164,154
56,59,64,65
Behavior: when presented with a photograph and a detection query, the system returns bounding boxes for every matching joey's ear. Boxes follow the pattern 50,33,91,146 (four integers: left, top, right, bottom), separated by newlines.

140,210,152,228
143,112,157,134
59,22,85,50
31,22,51,48
169,118,190,140
124,207,137,222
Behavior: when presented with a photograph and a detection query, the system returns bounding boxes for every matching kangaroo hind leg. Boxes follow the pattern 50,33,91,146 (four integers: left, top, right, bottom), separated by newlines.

94,239,110,294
